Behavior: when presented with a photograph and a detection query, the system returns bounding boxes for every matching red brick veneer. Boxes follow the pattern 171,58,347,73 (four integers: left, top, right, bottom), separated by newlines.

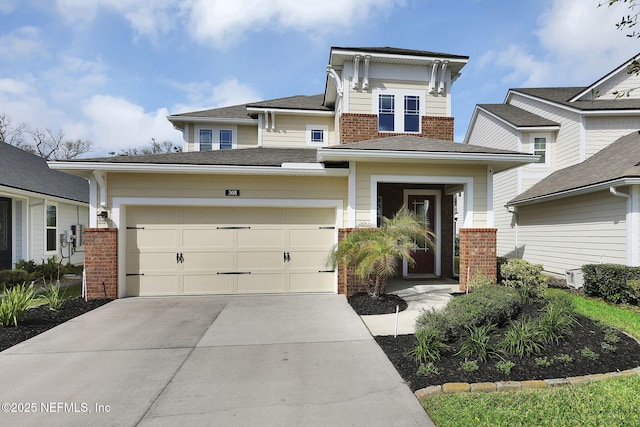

459,228,497,291
83,228,118,300
339,113,454,143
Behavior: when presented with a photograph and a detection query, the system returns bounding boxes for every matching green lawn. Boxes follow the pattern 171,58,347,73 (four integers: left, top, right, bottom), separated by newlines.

421,289,640,427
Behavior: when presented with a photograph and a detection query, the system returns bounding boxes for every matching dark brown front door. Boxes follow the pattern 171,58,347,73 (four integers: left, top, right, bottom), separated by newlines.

0,198,11,269
407,194,435,275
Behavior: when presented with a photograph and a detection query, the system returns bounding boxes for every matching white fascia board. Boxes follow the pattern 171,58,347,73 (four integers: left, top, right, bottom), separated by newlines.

0,184,88,207
245,107,335,116
49,161,348,177
167,116,257,125
462,108,480,145
570,59,635,101
581,109,640,116
507,178,640,207
317,148,537,164
331,49,469,66
507,89,640,117
505,90,583,114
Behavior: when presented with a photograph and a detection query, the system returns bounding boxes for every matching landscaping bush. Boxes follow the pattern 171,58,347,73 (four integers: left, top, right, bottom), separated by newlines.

582,264,640,304
39,280,68,311
437,285,522,337
0,269,29,288
456,323,500,362
500,258,548,303
408,325,449,363
0,283,36,327
501,315,544,357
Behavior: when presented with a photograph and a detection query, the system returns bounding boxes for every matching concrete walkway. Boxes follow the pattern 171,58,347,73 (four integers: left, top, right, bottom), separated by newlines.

0,295,434,426
361,280,460,336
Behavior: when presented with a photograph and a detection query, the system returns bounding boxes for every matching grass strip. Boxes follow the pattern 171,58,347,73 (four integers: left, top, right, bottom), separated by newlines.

423,375,640,427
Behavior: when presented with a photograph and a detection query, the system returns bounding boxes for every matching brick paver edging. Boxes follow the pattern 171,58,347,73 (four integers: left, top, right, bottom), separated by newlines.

415,366,640,399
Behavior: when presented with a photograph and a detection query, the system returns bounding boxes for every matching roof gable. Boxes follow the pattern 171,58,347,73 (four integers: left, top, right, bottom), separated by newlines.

0,143,88,203
571,53,640,101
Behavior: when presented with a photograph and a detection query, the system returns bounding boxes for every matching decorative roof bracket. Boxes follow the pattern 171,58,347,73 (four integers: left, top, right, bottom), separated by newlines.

352,55,360,89
439,61,449,94
326,66,344,97
429,60,440,94
363,55,370,90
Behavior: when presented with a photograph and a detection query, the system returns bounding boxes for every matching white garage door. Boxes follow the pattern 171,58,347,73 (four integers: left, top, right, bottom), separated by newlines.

126,206,337,296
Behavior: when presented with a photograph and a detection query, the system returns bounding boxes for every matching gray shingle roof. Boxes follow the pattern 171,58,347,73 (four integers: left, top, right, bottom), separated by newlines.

330,46,469,60
478,104,559,128
512,87,640,111
0,143,89,203
169,103,256,120
509,131,640,205
247,94,330,111
74,147,321,167
326,136,529,155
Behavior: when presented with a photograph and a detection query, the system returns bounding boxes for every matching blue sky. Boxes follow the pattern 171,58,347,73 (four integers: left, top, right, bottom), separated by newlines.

0,0,638,156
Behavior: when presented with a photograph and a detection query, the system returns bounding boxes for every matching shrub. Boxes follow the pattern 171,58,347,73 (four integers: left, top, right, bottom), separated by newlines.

501,316,544,357
0,283,36,327
14,259,38,275
580,347,598,360
582,264,640,304
456,324,500,362
536,296,578,344
35,256,66,283
460,359,479,372
408,326,450,363
554,353,573,364
415,308,450,336
440,285,521,337
0,269,29,288
417,362,440,376
465,274,495,291
495,360,515,375
500,258,548,303
534,356,551,367
39,280,68,311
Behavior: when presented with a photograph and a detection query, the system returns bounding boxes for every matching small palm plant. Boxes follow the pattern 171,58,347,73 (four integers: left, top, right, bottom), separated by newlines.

327,208,435,298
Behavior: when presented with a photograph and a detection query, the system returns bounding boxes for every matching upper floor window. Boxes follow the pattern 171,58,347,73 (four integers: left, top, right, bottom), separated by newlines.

530,133,551,167
373,89,424,133
306,124,329,146
45,204,57,252
197,126,237,151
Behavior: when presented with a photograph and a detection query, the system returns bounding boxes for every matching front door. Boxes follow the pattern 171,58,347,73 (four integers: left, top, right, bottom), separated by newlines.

405,192,436,276
0,198,11,270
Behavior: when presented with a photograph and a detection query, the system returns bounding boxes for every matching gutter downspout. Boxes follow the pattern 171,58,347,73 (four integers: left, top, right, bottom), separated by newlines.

610,186,639,266
506,206,518,258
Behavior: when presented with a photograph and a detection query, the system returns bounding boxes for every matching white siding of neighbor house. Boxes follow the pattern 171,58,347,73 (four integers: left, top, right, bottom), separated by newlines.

584,69,640,100
56,203,89,266
30,202,44,263
584,116,640,158
466,112,519,150
516,190,627,275
508,94,582,170
14,200,22,264
354,162,488,226
107,173,349,225
493,168,519,257
262,115,334,148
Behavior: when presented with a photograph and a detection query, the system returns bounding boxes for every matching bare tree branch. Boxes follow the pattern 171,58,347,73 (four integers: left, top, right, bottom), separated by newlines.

110,138,182,156
0,113,26,147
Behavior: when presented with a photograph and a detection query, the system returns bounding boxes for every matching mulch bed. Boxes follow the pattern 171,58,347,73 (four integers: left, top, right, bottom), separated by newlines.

348,292,408,315
0,298,111,352
373,301,640,392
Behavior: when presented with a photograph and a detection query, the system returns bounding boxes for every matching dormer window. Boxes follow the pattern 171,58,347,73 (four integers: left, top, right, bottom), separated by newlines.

196,126,237,151
373,89,424,133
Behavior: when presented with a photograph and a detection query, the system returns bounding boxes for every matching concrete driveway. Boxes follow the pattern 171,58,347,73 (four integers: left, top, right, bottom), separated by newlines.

0,295,434,426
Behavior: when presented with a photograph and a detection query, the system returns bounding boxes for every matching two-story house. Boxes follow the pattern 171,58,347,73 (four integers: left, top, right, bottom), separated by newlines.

51,46,535,299
465,53,640,280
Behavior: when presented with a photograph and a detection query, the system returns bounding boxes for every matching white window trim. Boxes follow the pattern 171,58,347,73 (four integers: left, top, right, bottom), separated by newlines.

306,124,329,146
372,88,425,134
195,125,238,151
529,132,551,168
45,202,57,254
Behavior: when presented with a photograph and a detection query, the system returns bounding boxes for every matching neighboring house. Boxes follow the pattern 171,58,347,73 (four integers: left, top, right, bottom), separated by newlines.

464,53,640,278
51,46,535,299
0,143,89,270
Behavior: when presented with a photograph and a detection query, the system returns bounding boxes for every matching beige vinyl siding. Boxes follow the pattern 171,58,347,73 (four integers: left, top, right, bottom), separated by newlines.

348,82,372,114
349,79,447,117
354,162,488,226
517,190,627,275
107,173,348,225
508,94,581,170
585,70,640,100
262,115,334,148
493,169,519,257
466,112,519,150
584,116,640,157
237,125,258,148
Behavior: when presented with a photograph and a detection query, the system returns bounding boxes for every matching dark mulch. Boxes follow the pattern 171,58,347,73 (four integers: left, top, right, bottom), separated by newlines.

375,302,640,392
0,298,112,352
348,292,408,315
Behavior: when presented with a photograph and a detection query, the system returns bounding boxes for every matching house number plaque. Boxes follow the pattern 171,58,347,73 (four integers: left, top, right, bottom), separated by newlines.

225,189,240,196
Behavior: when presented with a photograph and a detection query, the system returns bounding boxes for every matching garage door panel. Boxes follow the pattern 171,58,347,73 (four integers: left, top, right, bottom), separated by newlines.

127,274,179,296
237,251,284,270
237,229,285,249
182,228,233,249
127,229,178,250
183,274,234,294
289,229,335,248
289,272,335,292
237,273,286,293
183,251,232,270
288,251,331,270
128,252,179,274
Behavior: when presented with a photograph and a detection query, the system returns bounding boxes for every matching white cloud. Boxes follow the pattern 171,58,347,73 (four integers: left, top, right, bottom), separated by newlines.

46,56,109,103
170,78,262,113
0,77,32,95
81,95,182,154
0,0,16,13
0,26,44,59
185,0,401,48
478,0,640,88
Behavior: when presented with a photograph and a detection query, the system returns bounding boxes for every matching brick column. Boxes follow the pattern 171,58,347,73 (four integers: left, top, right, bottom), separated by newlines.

83,228,118,300
459,228,497,291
